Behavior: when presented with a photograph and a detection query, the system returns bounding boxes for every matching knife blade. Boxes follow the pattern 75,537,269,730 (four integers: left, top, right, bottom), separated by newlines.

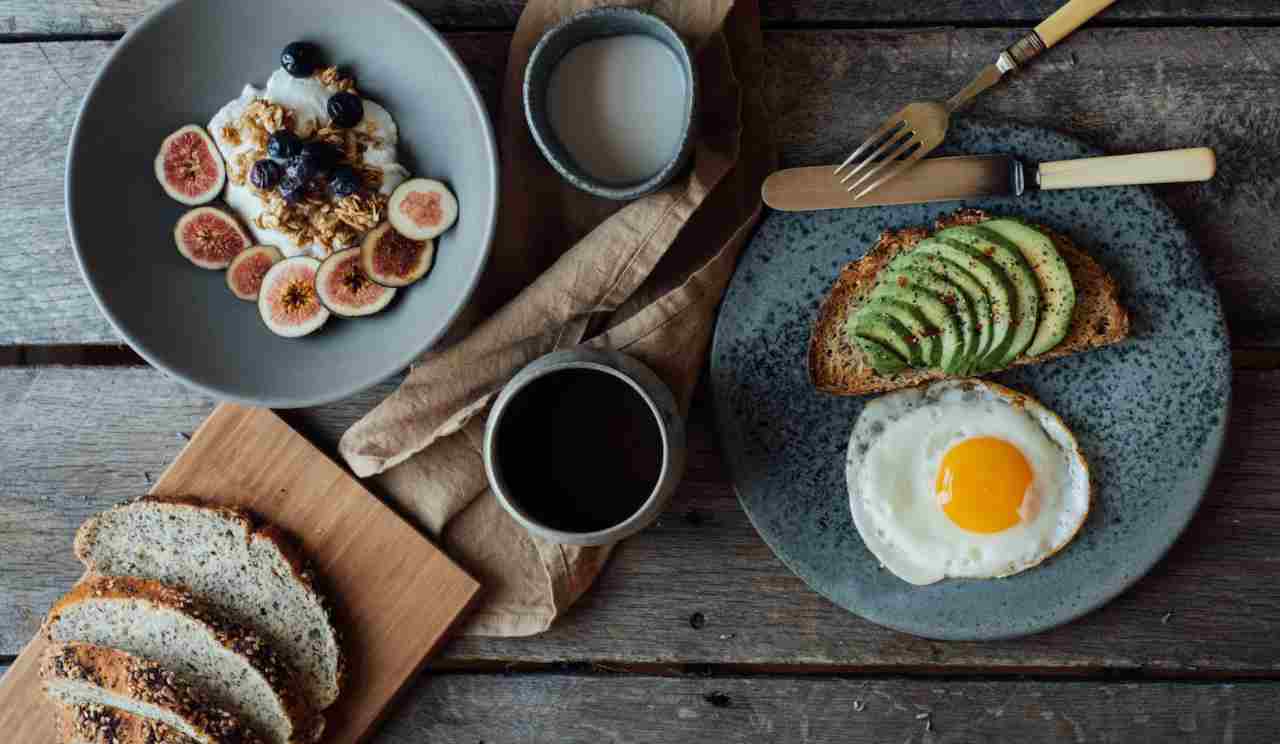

767,149,1216,212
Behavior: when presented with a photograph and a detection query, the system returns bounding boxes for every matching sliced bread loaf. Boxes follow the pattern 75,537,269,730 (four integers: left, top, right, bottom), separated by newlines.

808,208,1130,395
41,643,265,744
74,497,343,710
58,704,202,744
44,576,322,744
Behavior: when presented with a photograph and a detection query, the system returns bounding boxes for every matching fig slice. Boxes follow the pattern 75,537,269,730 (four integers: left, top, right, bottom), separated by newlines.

360,222,435,288
387,178,458,240
173,207,251,270
316,247,396,317
226,245,284,301
155,125,226,205
258,256,330,338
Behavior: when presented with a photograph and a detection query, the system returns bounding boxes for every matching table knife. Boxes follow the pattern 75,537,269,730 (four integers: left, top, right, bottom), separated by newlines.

769,148,1215,212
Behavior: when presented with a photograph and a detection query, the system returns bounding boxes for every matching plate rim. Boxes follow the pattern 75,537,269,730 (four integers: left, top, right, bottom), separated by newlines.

64,0,500,409
709,120,1232,640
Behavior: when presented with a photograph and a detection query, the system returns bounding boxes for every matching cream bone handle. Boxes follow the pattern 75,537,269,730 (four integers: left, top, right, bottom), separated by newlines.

1037,148,1216,190
1035,0,1120,48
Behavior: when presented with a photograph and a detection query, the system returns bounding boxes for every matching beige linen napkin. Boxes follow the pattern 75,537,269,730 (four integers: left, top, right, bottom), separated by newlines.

339,0,775,636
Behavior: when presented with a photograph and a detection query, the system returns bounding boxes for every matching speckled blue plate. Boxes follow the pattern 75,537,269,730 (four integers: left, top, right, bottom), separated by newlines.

709,120,1230,640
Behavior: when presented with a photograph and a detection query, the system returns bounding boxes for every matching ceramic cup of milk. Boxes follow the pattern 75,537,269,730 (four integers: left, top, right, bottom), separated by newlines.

523,7,696,200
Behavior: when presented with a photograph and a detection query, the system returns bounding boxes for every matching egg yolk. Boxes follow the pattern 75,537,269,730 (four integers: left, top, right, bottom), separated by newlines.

935,437,1032,534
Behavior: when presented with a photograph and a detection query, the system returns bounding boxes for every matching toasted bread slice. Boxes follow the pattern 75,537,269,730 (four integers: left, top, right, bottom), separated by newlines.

809,209,1129,396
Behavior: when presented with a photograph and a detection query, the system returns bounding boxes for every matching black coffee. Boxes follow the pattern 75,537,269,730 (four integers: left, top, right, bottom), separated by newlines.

496,368,664,533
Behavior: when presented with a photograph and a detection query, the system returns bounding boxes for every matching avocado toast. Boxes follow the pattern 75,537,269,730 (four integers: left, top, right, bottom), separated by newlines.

809,208,1130,396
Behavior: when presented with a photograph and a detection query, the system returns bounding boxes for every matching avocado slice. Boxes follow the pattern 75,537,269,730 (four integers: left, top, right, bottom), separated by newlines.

935,225,1040,367
862,297,939,367
855,336,908,376
980,218,1076,357
849,308,918,366
887,262,978,374
912,238,1013,371
893,250,992,369
870,269,965,374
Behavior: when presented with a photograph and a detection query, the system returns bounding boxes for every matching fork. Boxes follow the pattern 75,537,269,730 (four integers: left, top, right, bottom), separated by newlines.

833,0,1119,198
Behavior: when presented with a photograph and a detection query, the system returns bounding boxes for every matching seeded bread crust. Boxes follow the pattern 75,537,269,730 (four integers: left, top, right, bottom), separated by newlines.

58,704,201,744
41,643,265,744
808,209,1130,395
73,496,344,711
44,575,322,744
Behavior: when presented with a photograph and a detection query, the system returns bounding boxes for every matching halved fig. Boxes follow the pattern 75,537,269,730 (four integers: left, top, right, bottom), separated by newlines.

226,245,284,301
155,125,226,205
360,222,435,288
315,247,396,317
258,256,330,337
173,207,250,269
387,178,457,240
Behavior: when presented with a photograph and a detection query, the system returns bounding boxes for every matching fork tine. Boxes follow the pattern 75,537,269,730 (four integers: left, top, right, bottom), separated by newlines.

838,128,912,186
841,134,919,194
850,144,927,198
833,118,906,178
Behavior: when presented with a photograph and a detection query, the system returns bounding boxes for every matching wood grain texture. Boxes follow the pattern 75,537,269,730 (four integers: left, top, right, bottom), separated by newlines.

1,366,1278,673
375,674,1278,743
1,659,1272,743
3,0,1279,37
4,28,1280,345
0,403,479,744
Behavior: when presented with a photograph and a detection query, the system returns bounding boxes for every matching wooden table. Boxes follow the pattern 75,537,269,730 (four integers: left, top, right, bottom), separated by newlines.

3,2,1279,741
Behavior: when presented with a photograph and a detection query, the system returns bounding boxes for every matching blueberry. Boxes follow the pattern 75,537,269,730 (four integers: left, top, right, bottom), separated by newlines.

300,141,340,177
249,159,283,190
279,173,307,204
284,156,317,184
267,130,303,160
326,92,364,129
330,165,362,198
281,42,322,78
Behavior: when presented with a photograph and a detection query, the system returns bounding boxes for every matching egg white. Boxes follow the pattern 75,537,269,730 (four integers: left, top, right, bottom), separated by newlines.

847,379,1090,585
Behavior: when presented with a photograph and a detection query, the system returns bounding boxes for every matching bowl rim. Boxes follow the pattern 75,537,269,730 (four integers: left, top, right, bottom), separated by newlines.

522,5,697,201
65,0,500,409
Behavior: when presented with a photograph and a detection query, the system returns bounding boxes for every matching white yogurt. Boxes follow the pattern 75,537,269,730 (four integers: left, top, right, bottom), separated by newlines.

545,34,688,186
208,69,410,258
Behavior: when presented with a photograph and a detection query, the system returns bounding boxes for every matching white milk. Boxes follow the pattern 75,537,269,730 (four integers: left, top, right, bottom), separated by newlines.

545,34,688,185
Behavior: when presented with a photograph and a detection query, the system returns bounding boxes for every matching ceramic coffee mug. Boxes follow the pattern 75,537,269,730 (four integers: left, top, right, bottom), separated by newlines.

484,347,687,546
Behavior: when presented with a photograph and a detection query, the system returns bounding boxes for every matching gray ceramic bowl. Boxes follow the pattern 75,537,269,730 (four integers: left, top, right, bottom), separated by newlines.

523,7,696,201
484,348,687,546
67,0,499,408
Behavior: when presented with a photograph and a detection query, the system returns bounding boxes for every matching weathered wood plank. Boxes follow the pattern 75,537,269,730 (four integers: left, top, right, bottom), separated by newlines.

362,675,1280,743
4,28,1279,346
3,0,1279,38
3,656,1272,742
2,366,1278,672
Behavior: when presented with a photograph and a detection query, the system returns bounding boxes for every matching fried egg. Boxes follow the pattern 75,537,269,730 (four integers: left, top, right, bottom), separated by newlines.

846,379,1090,585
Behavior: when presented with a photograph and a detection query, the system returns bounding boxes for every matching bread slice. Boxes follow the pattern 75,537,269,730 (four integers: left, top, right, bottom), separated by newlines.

809,209,1130,395
74,497,343,711
44,576,322,744
41,643,265,744
57,704,201,744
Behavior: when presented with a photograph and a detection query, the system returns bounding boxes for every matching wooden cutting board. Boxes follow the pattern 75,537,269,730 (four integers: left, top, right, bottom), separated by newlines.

0,403,481,743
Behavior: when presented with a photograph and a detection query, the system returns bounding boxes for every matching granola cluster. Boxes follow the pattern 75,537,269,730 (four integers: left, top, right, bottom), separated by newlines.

220,67,387,255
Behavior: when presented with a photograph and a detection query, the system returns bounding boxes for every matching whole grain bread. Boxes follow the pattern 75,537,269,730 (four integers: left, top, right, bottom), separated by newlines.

41,643,265,744
808,209,1130,395
43,576,322,744
57,704,201,744
73,497,343,711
